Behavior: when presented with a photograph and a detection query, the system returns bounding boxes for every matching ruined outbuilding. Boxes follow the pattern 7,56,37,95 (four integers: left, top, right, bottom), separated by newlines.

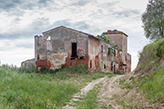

23,26,131,73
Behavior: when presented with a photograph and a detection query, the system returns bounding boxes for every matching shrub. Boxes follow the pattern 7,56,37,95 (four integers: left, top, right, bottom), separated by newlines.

115,70,124,75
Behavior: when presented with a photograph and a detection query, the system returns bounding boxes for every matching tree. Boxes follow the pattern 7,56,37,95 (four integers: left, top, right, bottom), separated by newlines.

142,0,164,40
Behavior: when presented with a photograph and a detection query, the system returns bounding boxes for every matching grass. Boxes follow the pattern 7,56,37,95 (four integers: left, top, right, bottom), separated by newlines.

135,38,164,74
135,65,164,103
133,38,164,105
73,84,101,109
0,64,115,108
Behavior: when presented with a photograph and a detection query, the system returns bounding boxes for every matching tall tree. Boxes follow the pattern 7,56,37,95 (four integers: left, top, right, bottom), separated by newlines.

142,0,164,40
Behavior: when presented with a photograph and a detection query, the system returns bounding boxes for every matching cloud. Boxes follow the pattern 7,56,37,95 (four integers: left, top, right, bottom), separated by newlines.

38,0,52,4
51,20,90,32
114,9,141,17
70,0,96,6
0,0,21,11
15,42,33,49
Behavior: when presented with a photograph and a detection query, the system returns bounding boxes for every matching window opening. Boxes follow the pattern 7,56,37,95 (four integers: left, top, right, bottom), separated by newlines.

125,55,127,61
111,62,113,71
114,65,116,73
104,64,106,69
101,45,103,53
101,45,103,60
114,50,116,56
37,56,39,60
47,36,51,40
90,60,92,68
71,43,78,60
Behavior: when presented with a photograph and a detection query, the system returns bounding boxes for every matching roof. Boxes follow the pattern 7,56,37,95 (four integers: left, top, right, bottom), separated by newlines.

42,26,112,45
102,29,128,37
43,25,103,41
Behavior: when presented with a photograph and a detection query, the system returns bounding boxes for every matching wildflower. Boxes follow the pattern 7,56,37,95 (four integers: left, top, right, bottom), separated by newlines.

12,99,14,102
15,98,17,100
29,106,31,107
20,102,21,104
32,99,34,101
27,96,29,99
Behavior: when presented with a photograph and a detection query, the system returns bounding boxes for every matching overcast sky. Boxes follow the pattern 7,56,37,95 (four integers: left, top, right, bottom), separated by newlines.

0,0,150,71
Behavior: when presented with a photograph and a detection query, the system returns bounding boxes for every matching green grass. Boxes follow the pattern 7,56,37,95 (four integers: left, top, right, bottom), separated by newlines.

134,38,164,104
135,65,164,103
135,38,164,74
73,84,101,109
0,64,114,108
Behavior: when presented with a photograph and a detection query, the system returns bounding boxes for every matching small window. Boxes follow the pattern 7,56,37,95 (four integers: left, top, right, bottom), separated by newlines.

104,64,106,69
37,56,39,60
47,36,51,40
114,50,116,56
90,60,92,68
108,48,111,55
111,62,113,71
125,56,127,61
101,45,103,53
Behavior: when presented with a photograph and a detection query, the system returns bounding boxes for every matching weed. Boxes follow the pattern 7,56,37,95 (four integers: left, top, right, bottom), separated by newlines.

115,70,124,75
119,79,126,85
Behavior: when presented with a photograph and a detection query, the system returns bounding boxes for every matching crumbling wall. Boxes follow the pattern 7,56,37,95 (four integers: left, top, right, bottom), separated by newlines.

35,26,89,71
88,36,100,70
21,58,35,68
99,40,114,72
126,54,131,73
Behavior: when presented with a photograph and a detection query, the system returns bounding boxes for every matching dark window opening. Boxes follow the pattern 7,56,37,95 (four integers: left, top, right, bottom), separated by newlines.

101,45,103,53
108,48,110,55
80,56,84,59
111,62,113,71
71,43,78,60
37,57,39,60
90,60,92,68
101,45,103,60
104,64,106,69
114,50,116,56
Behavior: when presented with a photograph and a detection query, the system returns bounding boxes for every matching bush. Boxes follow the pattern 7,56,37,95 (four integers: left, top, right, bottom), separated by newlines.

115,70,124,75
37,67,58,74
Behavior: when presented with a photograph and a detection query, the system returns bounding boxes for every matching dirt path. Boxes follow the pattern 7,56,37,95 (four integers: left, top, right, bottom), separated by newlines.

62,76,109,109
98,75,125,109
63,73,160,109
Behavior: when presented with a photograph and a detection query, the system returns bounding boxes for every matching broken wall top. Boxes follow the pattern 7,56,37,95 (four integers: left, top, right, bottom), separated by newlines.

102,29,128,37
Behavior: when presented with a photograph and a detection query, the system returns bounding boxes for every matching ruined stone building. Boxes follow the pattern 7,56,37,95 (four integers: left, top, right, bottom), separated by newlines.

22,26,131,73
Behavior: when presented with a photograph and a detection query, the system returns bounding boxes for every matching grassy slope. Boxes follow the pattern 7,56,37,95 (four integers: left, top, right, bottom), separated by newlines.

0,65,114,109
134,38,164,104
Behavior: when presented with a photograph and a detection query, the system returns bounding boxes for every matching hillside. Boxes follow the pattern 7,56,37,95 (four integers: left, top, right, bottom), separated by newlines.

134,39,164,105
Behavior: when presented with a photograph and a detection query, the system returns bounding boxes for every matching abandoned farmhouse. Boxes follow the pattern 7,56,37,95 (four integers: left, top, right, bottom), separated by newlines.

22,26,131,73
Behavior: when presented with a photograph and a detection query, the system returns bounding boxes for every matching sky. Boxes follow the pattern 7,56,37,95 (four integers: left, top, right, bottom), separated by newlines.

0,0,150,71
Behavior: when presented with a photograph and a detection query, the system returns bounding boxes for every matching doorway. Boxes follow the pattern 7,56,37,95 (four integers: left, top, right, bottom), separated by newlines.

71,43,78,60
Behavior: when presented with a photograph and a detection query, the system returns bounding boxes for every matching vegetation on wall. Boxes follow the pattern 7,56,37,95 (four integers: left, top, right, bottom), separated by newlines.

97,34,110,43
97,34,118,55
